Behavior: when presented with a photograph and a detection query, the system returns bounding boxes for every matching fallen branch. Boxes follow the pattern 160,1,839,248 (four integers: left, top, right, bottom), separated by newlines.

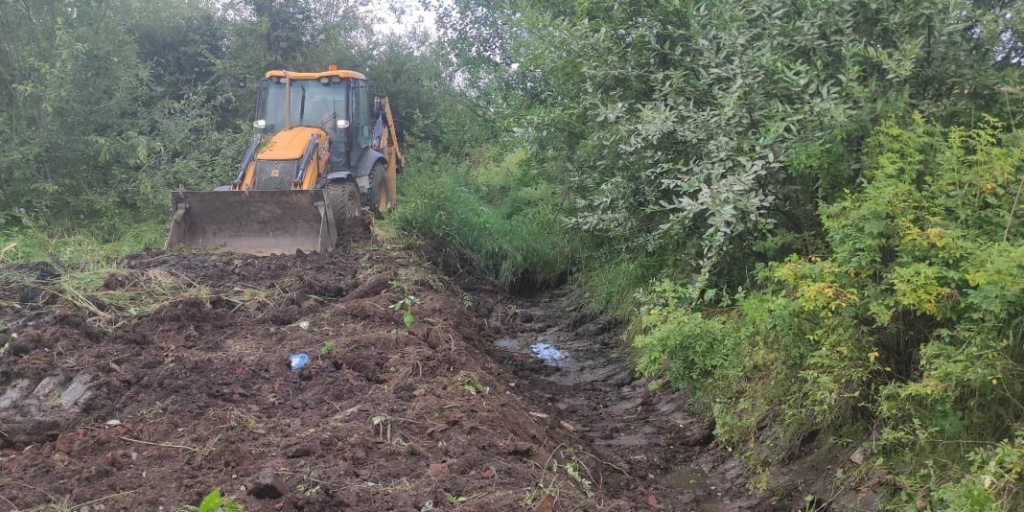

596,457,632,478
123,254,176,269
118,436,198,453
70,489,141,511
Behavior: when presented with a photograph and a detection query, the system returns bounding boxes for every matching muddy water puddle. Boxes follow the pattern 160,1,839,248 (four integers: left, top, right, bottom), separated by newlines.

494,335,574,367
493,334,590,380
490,295,747,511
660,466,726,511
530,341,567,364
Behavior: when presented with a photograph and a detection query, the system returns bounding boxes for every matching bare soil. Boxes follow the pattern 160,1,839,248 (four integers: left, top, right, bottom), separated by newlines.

0,222,782,511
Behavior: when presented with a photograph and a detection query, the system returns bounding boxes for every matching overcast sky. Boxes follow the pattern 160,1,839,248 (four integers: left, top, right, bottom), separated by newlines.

362,0,437,36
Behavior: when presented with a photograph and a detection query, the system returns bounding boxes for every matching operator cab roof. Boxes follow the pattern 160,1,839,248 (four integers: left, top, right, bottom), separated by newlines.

264,69,366,80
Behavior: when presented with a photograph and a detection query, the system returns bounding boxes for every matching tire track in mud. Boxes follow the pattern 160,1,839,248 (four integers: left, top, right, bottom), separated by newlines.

483,290,772,511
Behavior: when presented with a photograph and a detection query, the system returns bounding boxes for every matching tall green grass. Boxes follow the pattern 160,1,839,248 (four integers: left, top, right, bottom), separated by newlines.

0,220,167,264
391,145,572,292
570,255,667,321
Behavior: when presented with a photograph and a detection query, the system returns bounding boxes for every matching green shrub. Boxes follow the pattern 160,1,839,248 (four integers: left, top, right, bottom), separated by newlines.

632,279,743,391
635,115,1024,507
929,429,1024,510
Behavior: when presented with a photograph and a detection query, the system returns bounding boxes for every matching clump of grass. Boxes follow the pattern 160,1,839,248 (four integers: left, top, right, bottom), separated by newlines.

391,147,571,292
49,267,215,329
1,220,166,264
571,255,665,322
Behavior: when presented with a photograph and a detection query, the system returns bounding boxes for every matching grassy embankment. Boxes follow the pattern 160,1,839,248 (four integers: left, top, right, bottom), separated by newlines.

393,120,1024,509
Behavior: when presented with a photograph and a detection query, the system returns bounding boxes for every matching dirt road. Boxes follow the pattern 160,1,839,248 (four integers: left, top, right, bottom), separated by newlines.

0,223,771,511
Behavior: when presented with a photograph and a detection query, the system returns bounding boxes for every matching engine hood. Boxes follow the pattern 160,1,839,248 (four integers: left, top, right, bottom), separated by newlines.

257,127,327,161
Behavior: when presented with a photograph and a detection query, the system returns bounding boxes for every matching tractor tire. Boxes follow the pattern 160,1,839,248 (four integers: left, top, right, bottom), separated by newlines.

326,181,361,234
368,161,393,218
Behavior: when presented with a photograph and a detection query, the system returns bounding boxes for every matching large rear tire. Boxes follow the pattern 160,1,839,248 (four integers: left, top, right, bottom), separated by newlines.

368,162,393,218
326,181,361,234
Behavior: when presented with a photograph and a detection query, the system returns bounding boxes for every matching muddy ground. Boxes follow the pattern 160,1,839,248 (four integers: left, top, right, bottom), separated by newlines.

0,222,796,511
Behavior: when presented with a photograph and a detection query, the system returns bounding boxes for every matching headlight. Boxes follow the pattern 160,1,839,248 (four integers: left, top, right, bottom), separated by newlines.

253,119,267,129
335,119,350,129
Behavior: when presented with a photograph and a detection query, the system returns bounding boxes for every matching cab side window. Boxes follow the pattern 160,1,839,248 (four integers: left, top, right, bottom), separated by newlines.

350,81,371,149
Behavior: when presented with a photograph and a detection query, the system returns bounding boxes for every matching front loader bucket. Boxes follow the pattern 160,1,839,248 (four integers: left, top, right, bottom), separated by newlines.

165,190,336,254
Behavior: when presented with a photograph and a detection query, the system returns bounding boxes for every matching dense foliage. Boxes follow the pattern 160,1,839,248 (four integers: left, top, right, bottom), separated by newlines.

5,0,1024,507
392,146,571,290
428,0,1024,507
635,117,1024,507
439,0,1024,288
0,0,473,256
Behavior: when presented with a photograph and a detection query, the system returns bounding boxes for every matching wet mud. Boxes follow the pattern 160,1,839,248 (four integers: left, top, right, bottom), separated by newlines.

0,224,780,511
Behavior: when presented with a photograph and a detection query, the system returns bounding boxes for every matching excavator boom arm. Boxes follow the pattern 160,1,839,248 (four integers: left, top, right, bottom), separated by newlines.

374,97,403,170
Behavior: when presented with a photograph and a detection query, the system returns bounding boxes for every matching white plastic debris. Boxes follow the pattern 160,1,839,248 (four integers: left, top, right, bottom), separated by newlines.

531,342,566,362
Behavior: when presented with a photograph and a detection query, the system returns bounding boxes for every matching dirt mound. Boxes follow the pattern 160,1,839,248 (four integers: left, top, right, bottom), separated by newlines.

0,261,61,308
0,231,768,511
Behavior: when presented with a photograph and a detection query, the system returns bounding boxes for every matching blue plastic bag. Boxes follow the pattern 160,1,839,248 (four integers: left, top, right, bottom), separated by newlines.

288,353,310,370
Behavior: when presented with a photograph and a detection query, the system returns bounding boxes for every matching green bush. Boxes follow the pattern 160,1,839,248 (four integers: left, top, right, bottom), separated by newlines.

635,115,1024,507
633,279,744,391
930,429,1024,510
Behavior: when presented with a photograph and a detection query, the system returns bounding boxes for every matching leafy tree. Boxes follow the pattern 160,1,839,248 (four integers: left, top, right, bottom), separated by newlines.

126,0,227,101
433,0,1024,296
366,31,496,153
0,0,153,229
220,0,369,74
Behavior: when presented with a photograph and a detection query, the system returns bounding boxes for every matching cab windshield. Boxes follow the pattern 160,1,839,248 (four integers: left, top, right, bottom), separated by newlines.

257,79,349,132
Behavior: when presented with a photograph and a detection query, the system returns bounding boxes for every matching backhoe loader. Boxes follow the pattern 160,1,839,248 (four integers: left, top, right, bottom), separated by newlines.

165,67,403,253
